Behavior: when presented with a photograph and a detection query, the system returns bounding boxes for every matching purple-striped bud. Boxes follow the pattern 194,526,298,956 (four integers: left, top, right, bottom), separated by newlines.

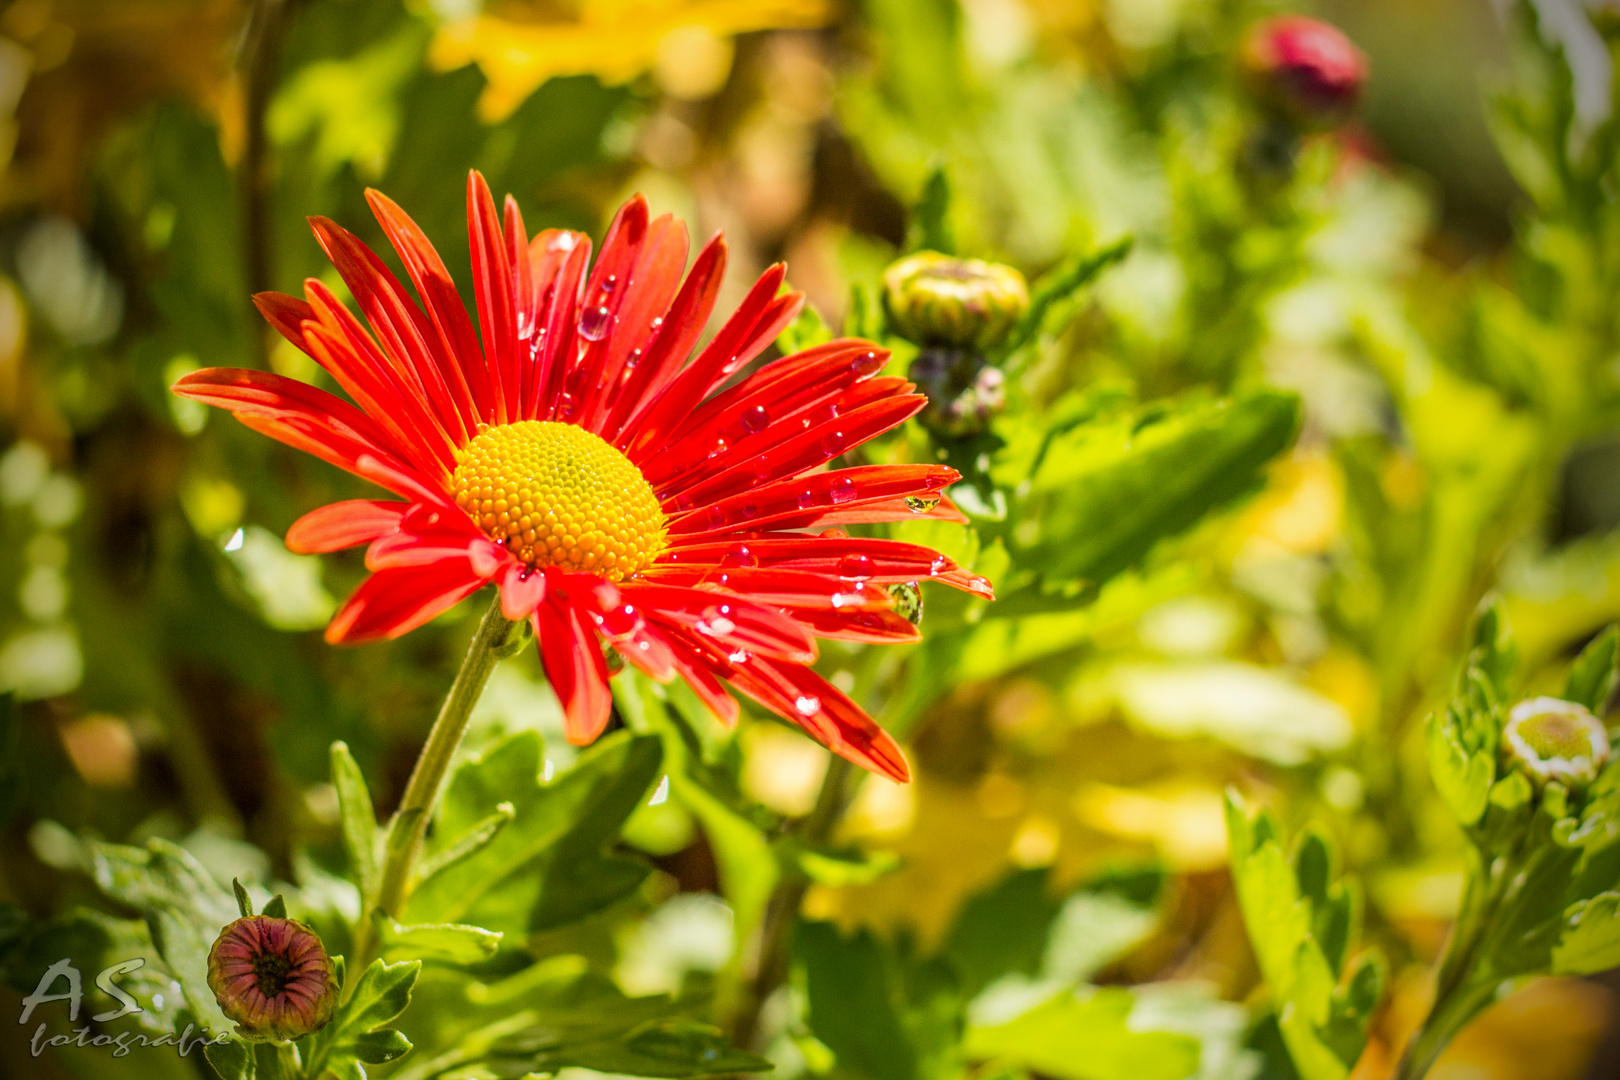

206,914,339,1042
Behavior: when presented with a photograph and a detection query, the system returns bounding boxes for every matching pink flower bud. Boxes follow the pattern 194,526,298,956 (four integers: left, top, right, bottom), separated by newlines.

1240,16,1367,131
206,914,339,1042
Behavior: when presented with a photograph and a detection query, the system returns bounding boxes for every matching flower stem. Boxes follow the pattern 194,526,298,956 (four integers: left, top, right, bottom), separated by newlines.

352,595,514,969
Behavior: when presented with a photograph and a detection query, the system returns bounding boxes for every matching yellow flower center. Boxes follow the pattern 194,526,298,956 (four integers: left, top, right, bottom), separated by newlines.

451,420,666,580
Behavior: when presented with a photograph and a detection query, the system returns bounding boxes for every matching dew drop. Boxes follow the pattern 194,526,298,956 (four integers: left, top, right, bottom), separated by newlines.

930,555,950,574
740,501,759,518
838,553,875,579
851,351,884,377
741,404,770,433
670,493,693,511
820,527,848,539
697,604,737,637
796,489,818,510
707,438,728,460
905,494,942,513
601,274,617,294
721,543,757,568
829,476,858,504
706,506,727,530
728,649,750,665
579,305,612,341
820,431,846,458
794,694,821,717
624,348,642,371
651,316,664,329
830,586,866,609
598,604,644,640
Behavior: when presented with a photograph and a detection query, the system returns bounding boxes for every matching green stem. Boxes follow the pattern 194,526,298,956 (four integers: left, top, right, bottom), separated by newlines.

351,596,514,970
729,755,856,1049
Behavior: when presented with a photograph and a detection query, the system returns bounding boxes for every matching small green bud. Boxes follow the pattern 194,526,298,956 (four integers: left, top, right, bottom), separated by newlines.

1502,696,1610,790
206,914,339,1042
909,348,1007,438
888,581,923,626
883,252,1029,351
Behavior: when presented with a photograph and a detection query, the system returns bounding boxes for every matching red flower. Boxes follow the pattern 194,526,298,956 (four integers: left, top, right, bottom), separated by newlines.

1240,16,1367,130
173,173,992,782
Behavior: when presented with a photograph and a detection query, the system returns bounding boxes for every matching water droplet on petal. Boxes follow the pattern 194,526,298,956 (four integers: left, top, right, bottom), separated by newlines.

601,274,617,294
697,604,737,637
707,438,728,460
838,553,875,579
651,316,664,329
706,506,727,530
741,404,769,433
830,586,866,609
796,489,818,510
598,604,644,640
930,555,950,574
820,527,848,538
829,476,858,504
739,501,759,518
851,351,884,377
794,694,821,716
579,305,612,341
721,543,757,568
819,431,846,458
728,649,750,665
624,348,642,371
905,494,942,513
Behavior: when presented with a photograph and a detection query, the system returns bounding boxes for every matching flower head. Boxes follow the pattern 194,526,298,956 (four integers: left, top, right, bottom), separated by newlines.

206,915,339,1042
172,174,993,782
883,252,1029,351
1240,16,1367,131
1503,696,1611,790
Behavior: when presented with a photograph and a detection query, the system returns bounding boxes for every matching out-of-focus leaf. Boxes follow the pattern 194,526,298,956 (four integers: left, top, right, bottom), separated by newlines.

908,165,955,254
1564,626,1618,713
1552,891,1620,974
1002,238,1132,357
330,741,380,903
963,987,1199,1080
406,730,660,935
306,957,419,1080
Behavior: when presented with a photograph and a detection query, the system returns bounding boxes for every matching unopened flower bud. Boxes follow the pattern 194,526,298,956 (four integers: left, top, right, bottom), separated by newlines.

1239,16,1367,132
1502,696,1611,790
909,348,1007,438
883,253,1029,351
207,914,339,1042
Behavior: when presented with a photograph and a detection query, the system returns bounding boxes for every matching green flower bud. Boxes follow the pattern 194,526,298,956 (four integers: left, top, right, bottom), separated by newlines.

207,914,339,1042
1502,696,1610,790
883,252,1029,350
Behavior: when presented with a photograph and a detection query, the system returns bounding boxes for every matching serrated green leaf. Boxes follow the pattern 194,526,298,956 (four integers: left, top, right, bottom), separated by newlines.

1551,892,1620,974
1565,626,1619,713
1427,709,1493,827
88,839,239,1038
306,958,420,1080
411,802,514,888
1003,238,1132,356
331,742,380,902
377,916,502,964
205,1036,254,1080
406,730,661,935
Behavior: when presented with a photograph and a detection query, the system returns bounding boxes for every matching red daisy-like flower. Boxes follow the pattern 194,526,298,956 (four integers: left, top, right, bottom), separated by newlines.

172,172,992,782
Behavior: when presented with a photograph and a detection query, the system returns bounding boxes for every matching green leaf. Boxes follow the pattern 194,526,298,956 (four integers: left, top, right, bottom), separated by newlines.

261,895,287,920
944,868,1060,995
907,165,954,253
1004,390,1300,589
331,742,380,902
88,839,239,1038
406,730,661,935
1564,626,1619,713
1552,892,1620,974
777,299,837,357
377,916,502,965
963,987,1199,1080
1002,238,1132,356
232,878,254,918
1426,707,1493,827
205,1037,254,1080
306,958,420,1080
796,921,936,1080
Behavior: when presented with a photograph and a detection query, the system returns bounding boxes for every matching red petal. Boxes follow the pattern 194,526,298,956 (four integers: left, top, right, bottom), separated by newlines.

793,608,922,643
524,233,591,421
285,500,406,554
325,561,486,644
499,563,547,620
796,493,969,528
557,196,648,425
623,263,790,458
642,341,890,488
663,465,958,538
172,368,427,491
605,234,727,443
728,658,910,782
663,393,927,510
308,216,471,445
637,567,892,614
660,535,965,585
534,590,614,745
366,188,491,425
468,171,516,424
626,582,818,663
580,213,689,432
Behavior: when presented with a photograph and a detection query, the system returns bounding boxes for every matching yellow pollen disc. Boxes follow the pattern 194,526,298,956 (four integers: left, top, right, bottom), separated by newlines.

451,420,666,580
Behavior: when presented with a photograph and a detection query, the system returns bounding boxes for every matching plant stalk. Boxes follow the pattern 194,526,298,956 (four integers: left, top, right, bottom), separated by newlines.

351,596,514,969
730,755,856,1049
